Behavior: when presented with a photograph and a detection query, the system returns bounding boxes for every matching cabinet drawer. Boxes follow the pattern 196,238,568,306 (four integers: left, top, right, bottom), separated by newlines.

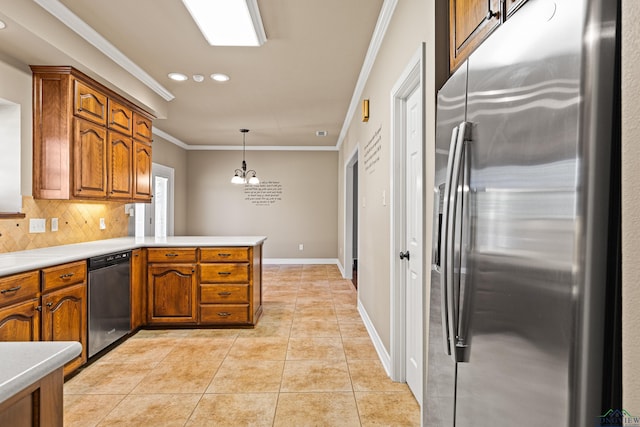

74,79,107,125
0,271,40,307
147,248,197,263
200,264,249,283
42,261,86,292
201,284,249,304
200,247,250,262
108,99,133,135
200,304,249,324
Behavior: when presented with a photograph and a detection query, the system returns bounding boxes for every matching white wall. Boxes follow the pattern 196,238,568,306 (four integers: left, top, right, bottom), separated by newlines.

186,150,339,259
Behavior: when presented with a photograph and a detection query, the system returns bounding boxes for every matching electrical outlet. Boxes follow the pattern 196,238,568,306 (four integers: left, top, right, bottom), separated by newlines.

29,218,46,233
51,218,58,232
299,244,304,251
99,218,106,230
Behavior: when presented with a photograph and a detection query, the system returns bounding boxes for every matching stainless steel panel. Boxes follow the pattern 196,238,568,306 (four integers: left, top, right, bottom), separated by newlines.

455,0,591,425
88,262,131,358
426,61,467,427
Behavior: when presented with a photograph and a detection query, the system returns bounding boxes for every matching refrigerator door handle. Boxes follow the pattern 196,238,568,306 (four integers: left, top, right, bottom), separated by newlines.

440,125,459,356
446,121,471,363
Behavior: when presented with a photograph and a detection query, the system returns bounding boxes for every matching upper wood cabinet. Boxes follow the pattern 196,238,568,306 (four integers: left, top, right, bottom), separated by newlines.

32,66,154,202
449,0,501,72
108,132,134,200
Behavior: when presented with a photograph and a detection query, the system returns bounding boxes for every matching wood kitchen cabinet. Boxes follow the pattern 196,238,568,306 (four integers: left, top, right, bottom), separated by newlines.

108,132,134,200
41,261,87,376
130,249,146,330
199,247,262,326
133,140,152,201
147,248,198,324
449,0,501,72
32,66,154,202
0,271,41,342
74,118,108,198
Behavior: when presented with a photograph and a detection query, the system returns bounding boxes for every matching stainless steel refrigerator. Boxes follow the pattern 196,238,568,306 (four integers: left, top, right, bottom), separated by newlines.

426,0,621,425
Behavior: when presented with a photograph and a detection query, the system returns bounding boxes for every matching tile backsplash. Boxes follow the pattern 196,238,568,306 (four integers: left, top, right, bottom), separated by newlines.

0,196,129,253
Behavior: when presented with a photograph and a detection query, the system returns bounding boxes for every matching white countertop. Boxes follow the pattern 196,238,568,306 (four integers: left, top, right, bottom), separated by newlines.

0,341,82,404
0,236,267,276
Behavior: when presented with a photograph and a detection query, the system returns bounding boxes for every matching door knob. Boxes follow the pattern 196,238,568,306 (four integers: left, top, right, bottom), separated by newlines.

399,251,410,260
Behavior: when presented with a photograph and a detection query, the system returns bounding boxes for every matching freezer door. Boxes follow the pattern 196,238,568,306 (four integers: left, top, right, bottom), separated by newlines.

426,61,467,427
455,0,587,425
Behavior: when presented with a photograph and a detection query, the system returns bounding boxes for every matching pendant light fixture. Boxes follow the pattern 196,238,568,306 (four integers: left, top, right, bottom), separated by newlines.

231,128,260,185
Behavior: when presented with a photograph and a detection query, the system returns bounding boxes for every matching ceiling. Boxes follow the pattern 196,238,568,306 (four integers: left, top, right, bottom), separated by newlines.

0,0,384,148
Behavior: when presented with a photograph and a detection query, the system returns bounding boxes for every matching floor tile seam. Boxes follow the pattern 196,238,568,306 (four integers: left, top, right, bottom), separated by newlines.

88,392,128,426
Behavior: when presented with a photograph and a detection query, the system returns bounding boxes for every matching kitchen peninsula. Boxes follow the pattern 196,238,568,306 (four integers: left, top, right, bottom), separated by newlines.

0,236,266,377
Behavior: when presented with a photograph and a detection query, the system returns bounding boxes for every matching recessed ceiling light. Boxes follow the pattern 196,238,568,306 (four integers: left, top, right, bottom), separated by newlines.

211,73,230,82
192,74,204,82
182,0,266,47
316,130,328,137
168,72,188,81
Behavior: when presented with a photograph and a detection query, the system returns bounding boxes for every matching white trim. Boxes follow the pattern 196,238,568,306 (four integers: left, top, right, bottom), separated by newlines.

34,0,175,102
358,300,392,376
389,45,425,383
152,127,338,152
263,258,340,265
151,163,176,236
336,0,398,151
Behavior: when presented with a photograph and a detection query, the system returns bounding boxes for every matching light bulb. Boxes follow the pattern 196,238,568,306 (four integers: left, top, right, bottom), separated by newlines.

248,176,260,185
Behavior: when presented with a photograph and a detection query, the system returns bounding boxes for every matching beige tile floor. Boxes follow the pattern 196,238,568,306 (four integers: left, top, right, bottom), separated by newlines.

64,264,420,426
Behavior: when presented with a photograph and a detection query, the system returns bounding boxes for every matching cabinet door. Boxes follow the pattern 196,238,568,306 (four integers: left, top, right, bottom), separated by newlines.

107,132,133,200
73,79,107,125
0,299,40,341
133,112,153,143
108,99,133,136
73,118,107,198
130,249,146,329
42,284,87,375
148,265,197,324
450,0,501,72
134,140,152,201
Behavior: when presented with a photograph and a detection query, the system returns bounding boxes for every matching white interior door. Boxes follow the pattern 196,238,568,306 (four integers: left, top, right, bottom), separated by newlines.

405,86,423,402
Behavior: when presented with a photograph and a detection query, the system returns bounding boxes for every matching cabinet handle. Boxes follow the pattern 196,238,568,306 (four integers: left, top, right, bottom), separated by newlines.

218,253,231,257
217,312,231,317
59,273,75,280
218,292,232,296
165,253,178,257
217,272,232,276
0,285,21,294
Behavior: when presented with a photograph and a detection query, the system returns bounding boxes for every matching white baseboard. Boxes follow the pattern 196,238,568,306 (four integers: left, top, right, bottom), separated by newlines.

337,261,346,278
358,299,392,376
263,258,340,265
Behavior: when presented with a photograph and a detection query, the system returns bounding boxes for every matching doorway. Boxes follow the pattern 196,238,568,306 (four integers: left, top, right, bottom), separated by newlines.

143,163,175,237
345,147,359,284
390,45,425,405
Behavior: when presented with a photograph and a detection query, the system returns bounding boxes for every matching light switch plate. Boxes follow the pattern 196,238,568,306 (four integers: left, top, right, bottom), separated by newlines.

29,218,46,233
99,218,106,230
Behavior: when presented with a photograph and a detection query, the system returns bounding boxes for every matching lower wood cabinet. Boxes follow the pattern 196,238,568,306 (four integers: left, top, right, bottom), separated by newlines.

147,264,197,324
0,367,64,427
41,283,86,375
41,261,87,376
130,249,146,329
0,299,40,341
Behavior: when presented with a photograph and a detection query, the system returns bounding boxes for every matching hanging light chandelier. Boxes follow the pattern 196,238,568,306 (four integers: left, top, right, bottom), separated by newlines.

231,128,260,185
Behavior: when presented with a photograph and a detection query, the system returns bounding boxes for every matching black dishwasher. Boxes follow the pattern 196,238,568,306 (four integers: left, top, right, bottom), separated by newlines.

87,250,131,358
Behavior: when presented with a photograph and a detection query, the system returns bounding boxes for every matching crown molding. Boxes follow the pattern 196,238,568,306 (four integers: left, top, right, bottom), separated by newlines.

34,0,175,102
152,128,338,151
335,0,398,150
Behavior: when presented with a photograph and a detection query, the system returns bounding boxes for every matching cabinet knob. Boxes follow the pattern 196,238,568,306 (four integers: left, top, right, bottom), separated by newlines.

486,9,499,20
46,302,53,307
35,306,42,312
